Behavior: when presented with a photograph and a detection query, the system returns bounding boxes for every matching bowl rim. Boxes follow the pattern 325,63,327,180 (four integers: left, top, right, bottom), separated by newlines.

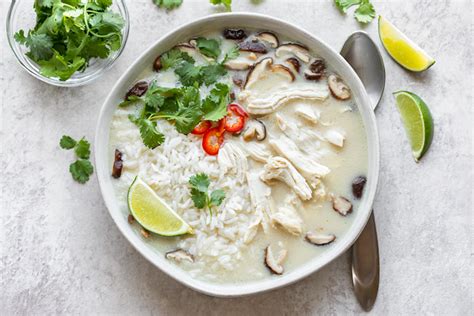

5,0,130,87
94,12,380,297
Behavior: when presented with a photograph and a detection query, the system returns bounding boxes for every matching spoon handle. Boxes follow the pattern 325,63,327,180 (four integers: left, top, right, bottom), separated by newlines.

351,211,379,311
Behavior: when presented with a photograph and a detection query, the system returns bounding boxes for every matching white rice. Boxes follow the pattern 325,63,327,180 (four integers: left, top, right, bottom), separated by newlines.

109,108,255,278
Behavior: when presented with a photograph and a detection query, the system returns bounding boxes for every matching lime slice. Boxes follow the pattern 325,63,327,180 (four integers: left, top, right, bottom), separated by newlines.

393,91,434,162
127,176,193,236
378,16,435,72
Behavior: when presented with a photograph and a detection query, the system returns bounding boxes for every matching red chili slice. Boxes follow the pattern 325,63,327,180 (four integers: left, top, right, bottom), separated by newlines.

217,118,226,134
224,104,247,133
191,120,212,135
202,128,224,155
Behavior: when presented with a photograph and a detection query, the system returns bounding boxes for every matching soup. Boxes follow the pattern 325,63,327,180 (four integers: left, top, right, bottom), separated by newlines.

108,28,368,283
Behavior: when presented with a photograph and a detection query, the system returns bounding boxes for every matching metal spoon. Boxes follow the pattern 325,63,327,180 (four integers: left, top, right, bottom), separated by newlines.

340,31,385,311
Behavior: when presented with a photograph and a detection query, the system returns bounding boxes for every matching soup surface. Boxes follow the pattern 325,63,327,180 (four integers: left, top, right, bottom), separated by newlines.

109,29,368,283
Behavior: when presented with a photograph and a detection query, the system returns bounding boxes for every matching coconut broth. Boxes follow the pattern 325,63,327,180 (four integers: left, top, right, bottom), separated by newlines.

108,29,368,283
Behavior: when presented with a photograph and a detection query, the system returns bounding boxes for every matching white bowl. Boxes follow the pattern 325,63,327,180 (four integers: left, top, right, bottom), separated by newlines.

95,13,380,297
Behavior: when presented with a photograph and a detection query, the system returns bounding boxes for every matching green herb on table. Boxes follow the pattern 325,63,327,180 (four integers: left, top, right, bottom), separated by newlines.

60,135,94,184
15,0,125,81
210,0,232,11
334,0,376,24
189,173,226,216
153,0,183,10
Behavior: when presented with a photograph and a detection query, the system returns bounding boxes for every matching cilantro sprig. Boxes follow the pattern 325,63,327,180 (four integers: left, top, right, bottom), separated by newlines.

189,173,226,216
60,135,94,184
15,0,124,81
334,0,376,24
153,0,232,11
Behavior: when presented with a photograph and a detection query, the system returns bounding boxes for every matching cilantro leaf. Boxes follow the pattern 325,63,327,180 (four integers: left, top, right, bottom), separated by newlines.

334,0,361,13
75,138,91,159
15,0,124,80
189,173,210,193
222,45,239,63
200,63,227,86
210,189,225,207
175,61,202,86
69,159,94,184
160,48,194,70
202,83,230,121
334,0,376,24
195,37,221,59
191,189,207,208
354,0,375,23
136,118,165,149
210,0,232,11
59,135,77,149
153,0,183,10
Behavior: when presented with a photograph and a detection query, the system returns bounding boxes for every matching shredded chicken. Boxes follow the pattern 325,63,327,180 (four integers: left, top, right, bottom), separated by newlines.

270,200,303,236
246,171,272,233
260,156,312,200
217,143,248,183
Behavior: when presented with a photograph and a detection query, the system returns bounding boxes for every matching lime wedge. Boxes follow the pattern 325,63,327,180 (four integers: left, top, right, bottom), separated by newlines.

379,16,435,72
393,91,434,162
127,176,193,236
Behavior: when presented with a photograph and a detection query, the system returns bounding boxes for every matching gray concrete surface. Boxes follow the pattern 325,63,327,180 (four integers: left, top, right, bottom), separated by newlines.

1,0,472,314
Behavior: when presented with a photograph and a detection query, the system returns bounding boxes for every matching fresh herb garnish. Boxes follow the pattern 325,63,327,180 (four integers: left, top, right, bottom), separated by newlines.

195,37,221,59
334,0,376,23
202,83,231,121
210,0,232,11
153,0,183,10
15,0,124,81
60,135,94,184
189,173,226,216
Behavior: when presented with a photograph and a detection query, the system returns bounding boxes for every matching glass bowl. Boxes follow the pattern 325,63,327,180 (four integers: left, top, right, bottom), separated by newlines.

6,0,130,87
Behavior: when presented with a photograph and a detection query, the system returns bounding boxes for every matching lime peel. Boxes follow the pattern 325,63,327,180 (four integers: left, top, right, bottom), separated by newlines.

393,91,434,162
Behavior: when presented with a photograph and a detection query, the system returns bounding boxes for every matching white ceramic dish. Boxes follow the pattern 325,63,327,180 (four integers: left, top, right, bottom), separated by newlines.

95,13,379,297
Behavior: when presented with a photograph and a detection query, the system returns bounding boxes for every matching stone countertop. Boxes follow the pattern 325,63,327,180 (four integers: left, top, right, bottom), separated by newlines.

1,0,472,314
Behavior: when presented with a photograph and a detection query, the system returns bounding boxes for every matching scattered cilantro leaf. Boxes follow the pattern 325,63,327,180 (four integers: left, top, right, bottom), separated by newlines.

195,37,221,59
69,159,94,184
189,173,210,192
354,0,376,23
160,48,194,70
175,61,202,86
200,63,227,86
136,118,165,149
209,189,225,207
75,138,91,159
153,0,183,10
15,0,125,81
59,135,77,149
60,135,94,183
189,173,226,216
210,0,232,11
202,83,230,121
334,0,375,23
222,45,239,63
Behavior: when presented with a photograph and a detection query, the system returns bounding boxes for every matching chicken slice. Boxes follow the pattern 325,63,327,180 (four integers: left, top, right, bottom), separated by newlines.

270,200,303,236
241,141,272,163
246,171,272,233
260,156,312,200
218,143,248,183
269,135,330,183
295,103,320,124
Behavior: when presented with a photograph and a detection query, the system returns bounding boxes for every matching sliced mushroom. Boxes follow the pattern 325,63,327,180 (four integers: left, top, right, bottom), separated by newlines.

175,43,214,62
232,76,244,89
243,119,266,141
225,59,254,71
165,249,194,263
352,176,367,199
275,43,311,63
255,31,279,48
304,59,325,81
328,74,351,100
244,57,295,90
127,214,135,224
305,232,336,246
332,196,353,216
223,28,247,40
238,40,268,54
112,149,123,178
153,55,162,72
140,228,150,238
264,245,287,275
285,57,300,73
125,81,148,100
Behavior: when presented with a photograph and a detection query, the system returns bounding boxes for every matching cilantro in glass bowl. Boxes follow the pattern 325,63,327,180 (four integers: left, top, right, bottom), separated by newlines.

6,0,129,87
